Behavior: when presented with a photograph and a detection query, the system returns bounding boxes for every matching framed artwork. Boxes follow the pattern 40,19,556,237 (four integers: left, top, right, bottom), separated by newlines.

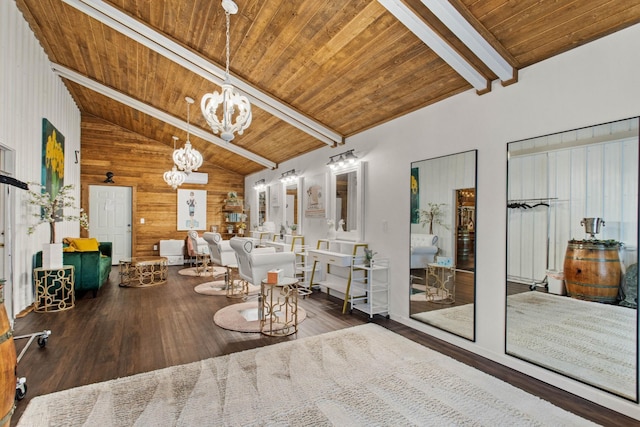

304,173,327,218
42,118,65,218
177,189,207,230
411,167,419,224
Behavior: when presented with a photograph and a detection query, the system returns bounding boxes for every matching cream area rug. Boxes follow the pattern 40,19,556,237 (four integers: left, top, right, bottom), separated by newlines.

193,280,260,296
413,292,636,399
412,303,474,340
178,266,226,277
17,324,597,427
213,301,307,333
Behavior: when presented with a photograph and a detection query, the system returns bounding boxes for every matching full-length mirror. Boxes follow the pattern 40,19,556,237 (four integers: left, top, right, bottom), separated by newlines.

409,150,477,341
330,161,365,241
284,177,302,234
506,117,639,401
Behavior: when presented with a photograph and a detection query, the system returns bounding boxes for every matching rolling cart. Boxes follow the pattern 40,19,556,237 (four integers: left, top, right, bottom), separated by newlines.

13,329,51,400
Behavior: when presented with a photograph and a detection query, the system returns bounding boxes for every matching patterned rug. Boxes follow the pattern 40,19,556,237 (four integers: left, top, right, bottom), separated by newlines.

413,292,636,399
16,324,596,426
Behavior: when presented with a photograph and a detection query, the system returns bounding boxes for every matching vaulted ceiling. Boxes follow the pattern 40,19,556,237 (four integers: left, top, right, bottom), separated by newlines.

15,0,640,176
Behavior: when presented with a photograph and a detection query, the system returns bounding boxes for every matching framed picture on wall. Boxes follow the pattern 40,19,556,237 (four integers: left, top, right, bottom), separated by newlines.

41,118,65,218
177,189,207,230
304,173,327,218
411,167,419,224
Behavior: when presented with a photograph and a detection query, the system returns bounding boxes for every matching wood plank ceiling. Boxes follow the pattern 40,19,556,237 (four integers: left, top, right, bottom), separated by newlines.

15,0,640,176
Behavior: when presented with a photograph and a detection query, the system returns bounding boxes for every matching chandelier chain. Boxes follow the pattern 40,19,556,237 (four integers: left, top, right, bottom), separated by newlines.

225,10,230,79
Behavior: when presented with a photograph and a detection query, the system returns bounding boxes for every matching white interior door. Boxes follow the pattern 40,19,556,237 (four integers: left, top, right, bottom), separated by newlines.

89,185,132,264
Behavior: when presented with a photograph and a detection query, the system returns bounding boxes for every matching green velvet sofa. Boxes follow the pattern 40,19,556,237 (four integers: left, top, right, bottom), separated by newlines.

34,242,112,297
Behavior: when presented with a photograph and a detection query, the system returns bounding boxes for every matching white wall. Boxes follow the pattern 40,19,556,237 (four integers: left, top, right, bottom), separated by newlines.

247,24,640,418
2,1,81,318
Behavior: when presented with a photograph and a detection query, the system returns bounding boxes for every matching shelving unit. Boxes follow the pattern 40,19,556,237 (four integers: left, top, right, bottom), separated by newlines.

350,258,390,319
221,200,244,239
308,239,368,313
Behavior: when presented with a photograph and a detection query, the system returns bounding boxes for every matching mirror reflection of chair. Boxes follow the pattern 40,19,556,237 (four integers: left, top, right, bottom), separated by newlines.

186,230,210,276
202,232,236,289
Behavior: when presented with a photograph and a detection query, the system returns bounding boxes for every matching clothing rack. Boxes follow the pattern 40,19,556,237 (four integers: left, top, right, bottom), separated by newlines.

507,198,561,289
507,197,559,209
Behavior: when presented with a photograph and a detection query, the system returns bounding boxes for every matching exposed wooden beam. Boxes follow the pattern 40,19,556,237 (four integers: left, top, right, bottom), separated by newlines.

61,0,342,146
420,0,516,84
378,0,490,92
52,63,277,169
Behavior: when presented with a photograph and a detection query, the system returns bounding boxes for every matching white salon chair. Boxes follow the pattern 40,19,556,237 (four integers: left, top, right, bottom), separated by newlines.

203,232,236,288
229,237,296,289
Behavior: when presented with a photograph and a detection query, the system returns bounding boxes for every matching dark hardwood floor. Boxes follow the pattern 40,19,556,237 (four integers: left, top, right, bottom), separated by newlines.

10,266,637,426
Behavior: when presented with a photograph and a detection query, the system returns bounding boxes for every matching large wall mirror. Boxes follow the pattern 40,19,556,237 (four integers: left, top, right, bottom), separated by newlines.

409,150,477,341
330,161,365,241
506,117,639,401
283,177,302,234
256,186,268,227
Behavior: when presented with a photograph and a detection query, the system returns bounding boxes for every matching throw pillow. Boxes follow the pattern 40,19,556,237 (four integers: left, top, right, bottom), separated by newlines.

70,238,100,252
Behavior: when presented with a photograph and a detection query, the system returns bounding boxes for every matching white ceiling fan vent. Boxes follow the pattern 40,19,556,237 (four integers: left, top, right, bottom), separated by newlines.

183,172,208,184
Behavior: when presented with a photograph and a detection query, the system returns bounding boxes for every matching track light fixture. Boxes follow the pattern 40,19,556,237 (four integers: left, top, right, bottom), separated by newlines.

327,149,358,169
279,169,298,183
253,179,266,190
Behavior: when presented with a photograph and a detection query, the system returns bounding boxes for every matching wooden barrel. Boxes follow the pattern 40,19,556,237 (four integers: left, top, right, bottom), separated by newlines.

456,231,474,270
563,242,621,303
0,300,16,427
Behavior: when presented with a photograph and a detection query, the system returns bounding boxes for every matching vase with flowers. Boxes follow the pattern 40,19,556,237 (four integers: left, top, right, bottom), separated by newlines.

363,248,377,267
27,183,89,269
237,222,246,235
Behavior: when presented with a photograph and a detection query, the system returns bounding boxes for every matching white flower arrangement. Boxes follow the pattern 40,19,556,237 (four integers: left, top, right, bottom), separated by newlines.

27,183,89,244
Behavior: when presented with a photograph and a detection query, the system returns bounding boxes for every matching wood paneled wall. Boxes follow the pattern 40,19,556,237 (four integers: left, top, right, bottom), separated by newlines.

80,114,245,258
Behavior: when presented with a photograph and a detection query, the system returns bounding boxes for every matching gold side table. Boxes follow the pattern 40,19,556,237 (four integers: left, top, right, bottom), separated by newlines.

118,256,168,287
34,265,75,312
426,263,456,304
260,277,299,336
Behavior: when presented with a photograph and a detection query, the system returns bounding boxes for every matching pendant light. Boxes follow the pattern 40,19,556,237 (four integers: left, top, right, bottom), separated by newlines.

200,0,252,142
173,97,203,174
164,136,186,189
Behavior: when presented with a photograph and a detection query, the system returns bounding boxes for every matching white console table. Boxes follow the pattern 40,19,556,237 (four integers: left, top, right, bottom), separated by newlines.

308,239,368,313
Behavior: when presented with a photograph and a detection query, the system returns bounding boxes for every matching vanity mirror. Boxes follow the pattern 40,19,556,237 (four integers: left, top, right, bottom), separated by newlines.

284,177,302,234
330,161,365,241
409,150,477,341
256,187,268,227
506,117,639,401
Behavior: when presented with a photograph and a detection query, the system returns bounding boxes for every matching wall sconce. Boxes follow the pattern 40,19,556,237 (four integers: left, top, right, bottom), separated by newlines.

253,179,266,190
327,149,358,170
279,169,298,183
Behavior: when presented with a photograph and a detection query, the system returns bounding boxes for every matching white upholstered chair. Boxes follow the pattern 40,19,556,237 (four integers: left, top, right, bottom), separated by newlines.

410,234,439,269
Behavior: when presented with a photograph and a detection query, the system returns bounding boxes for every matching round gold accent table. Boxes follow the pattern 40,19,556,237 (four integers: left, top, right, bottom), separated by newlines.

119,256,168,287
260,277,299,336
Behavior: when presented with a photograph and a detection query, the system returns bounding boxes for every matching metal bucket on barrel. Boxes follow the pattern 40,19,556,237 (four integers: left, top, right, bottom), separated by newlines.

563,241,621,303
581,217,605,238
